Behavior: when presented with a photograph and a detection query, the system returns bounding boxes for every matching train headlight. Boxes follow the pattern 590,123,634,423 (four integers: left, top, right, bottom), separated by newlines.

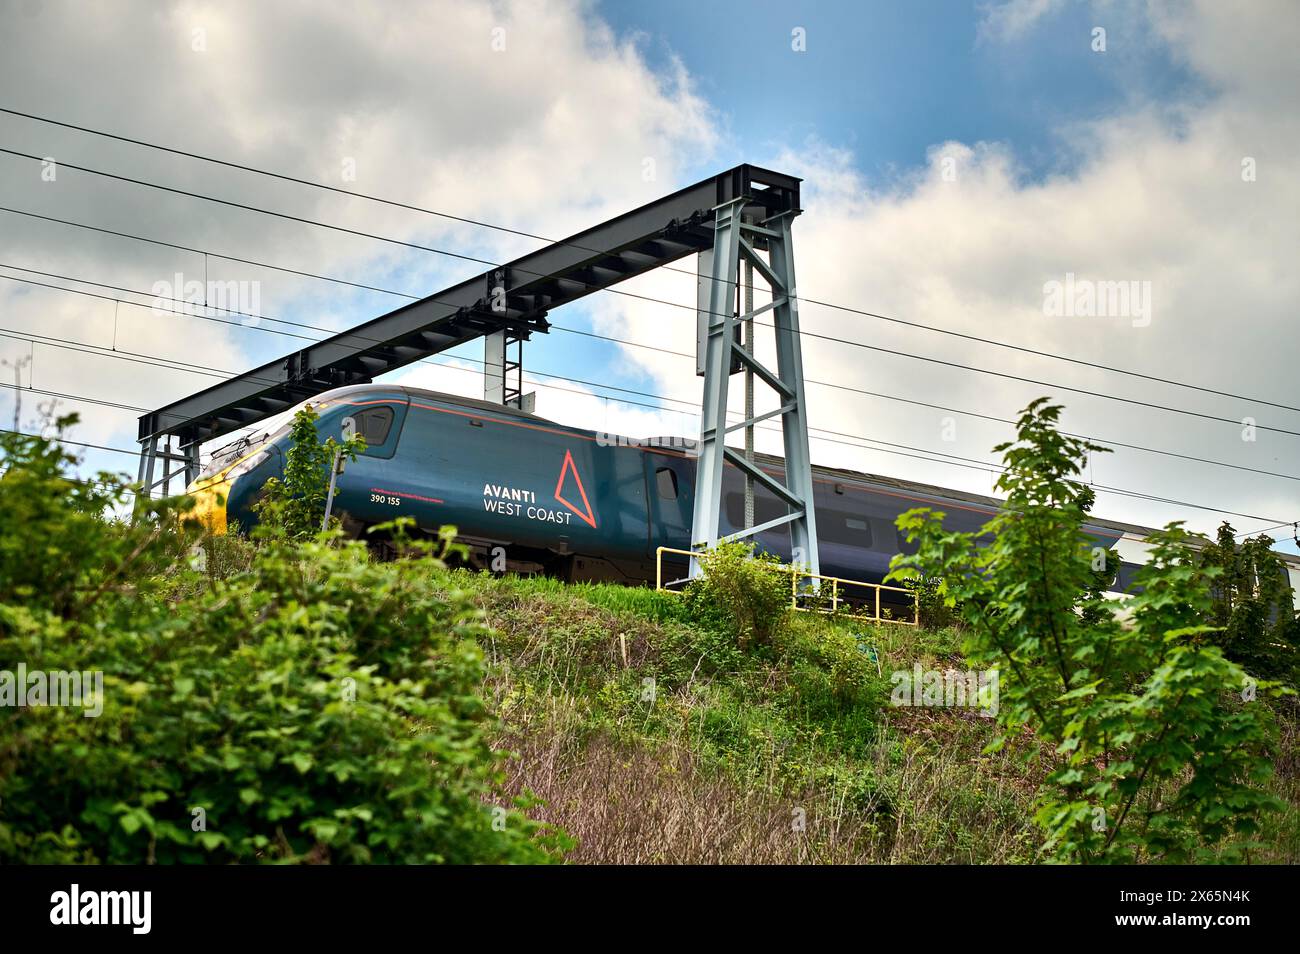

226,449,270,483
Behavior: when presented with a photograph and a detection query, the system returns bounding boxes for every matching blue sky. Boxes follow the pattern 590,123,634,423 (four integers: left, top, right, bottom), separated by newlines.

401,0,1218,437
600,0,1206,183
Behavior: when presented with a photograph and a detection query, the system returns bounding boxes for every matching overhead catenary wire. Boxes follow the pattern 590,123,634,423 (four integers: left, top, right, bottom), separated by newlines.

0,379,1019,508
0,270,717,414
0,378,150,413
0,322,1004,488
1,205,410,301
0,121,1294,535
2,104,1296,414
0,313,1032,483
0,430,211,502
0,329,1294,532
6,204,1298,467
1233,520,1296,540
0,307,693,421
2,146,1298,438
2,262,1297,486
1,426,141,458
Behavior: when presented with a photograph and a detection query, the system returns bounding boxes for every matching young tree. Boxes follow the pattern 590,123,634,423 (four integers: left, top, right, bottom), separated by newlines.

888,398,1283,863
685,541,792,651
255,404,364,539
1199,522,1299,682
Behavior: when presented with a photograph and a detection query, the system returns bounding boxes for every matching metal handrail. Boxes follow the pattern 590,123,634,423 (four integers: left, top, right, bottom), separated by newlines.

654,545,918,626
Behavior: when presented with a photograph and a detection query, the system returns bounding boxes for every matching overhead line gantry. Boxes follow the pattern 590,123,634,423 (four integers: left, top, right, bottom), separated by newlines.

137,163,820,574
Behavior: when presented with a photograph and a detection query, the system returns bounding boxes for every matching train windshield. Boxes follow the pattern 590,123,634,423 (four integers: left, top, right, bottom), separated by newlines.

198,423,291,480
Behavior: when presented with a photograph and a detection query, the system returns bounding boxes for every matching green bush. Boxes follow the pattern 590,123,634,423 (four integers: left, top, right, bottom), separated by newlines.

903,576,960,630
1199,523,1299,682
0,423,559,864
684,541,792,650
255,404,364,539
889,398,1285,863
0,418,192,615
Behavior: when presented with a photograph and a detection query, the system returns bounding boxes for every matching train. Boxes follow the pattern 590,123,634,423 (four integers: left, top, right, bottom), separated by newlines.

187,382,1300,610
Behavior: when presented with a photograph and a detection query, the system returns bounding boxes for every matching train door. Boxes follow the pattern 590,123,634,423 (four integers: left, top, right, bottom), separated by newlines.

644,452,694,555
329,398,411,526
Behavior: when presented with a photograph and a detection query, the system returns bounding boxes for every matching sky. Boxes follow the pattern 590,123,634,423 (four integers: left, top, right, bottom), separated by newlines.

0,0,1296,553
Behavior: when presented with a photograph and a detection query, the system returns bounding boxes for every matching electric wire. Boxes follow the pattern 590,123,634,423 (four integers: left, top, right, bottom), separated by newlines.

1,341,1293,530
2,146,1297,436
2,105,1295,413
3,262,1296,485
1,120,1296,531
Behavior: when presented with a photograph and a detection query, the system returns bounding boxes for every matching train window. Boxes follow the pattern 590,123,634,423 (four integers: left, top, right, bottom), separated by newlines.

725,492,788,529
353,406,394,447
656,466,679,500
822,511,873,546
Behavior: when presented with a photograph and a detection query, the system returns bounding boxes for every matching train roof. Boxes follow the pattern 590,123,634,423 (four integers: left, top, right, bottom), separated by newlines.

313,382,551,423
800,453,1154,536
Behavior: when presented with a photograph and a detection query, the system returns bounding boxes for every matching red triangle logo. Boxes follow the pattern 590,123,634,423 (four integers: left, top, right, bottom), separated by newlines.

554,449,597,528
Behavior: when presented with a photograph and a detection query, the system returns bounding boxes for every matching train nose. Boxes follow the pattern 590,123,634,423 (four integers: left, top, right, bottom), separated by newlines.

186,473,231,535
184,447,275,535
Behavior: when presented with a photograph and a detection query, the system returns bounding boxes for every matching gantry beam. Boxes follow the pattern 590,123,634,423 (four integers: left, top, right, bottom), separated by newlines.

137,164,802,492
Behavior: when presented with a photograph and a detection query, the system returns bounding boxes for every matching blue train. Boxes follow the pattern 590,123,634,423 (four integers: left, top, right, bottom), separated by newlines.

187,382,1200,603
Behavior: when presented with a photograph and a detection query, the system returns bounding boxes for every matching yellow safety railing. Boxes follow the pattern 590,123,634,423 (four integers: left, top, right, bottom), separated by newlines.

655,545,918,626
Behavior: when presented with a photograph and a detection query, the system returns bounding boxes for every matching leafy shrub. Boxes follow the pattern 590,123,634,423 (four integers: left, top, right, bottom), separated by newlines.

774,619,888,756
255,404,364,539
0,418,192,614
888,398,1285,863
903,575,960,630
684,541,792,650
1199,523,1299,682
0,424,558,864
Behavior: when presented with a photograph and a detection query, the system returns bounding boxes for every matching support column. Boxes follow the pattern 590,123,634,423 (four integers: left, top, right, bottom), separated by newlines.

484,330,525,409
690,195,819,577
743,257,755,531
135,434,197,500
689,197,744,573
767,212,819,572
184,442,201,487
484,331,506,405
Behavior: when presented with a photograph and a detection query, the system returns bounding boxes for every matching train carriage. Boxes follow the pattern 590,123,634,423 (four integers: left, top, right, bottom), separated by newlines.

188,383,1300,610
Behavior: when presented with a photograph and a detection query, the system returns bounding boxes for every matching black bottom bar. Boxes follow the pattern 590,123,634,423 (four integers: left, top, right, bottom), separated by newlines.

1,863,1288,940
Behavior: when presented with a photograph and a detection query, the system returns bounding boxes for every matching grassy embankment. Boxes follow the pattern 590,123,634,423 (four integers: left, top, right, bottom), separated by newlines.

448,571,1299,864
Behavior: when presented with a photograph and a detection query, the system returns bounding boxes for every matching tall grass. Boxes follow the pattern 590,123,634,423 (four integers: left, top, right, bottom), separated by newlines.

461,570,1045,863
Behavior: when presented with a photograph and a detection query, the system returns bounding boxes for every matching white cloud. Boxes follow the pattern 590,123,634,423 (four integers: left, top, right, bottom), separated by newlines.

977,0,1067,43
0,0,716,461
